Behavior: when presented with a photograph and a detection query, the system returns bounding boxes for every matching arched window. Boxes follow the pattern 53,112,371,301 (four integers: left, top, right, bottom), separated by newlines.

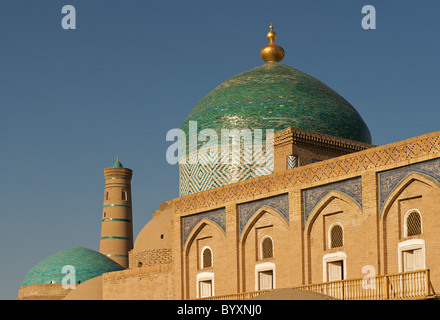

105,191,109,200
202,247,212,269
405,210,422,237
330,224,344,248
122,190,128,201
261,236,274,259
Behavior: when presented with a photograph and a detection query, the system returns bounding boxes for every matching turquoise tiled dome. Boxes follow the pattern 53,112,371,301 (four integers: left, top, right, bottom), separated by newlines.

21,247,124,286
181,62,372,146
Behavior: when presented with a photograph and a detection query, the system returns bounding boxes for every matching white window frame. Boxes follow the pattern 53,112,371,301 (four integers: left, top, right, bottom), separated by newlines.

254,262,276,291
196,272,215,298
328,222,344,249
403,209,422,238
322,251,347,282
397,239,425,273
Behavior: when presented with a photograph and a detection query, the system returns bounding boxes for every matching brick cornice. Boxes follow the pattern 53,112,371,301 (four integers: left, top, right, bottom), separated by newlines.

274,127,374,153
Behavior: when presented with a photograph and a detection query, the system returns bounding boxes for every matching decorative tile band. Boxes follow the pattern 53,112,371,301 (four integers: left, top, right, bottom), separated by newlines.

303,177,362,224
179,146,274,197
174,132,440,215
181,207,226,249
378,157,440,214
238,193,289,238
102,218,131,222
100,236,132,241
103,204,132,208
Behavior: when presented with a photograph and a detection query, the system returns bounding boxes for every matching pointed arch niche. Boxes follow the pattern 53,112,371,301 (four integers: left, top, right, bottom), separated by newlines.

182,219,226,300
304,190,363,285
239,206,289,293
380,172,440,275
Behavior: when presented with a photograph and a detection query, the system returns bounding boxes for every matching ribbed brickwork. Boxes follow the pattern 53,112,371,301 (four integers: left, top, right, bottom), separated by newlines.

99,166,134,268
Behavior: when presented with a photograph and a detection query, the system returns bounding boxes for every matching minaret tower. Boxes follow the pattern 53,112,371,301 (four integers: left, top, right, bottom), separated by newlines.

99,157,133,268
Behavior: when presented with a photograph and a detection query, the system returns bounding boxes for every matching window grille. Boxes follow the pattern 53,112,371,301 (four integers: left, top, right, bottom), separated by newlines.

330,225,344,248
407,211,422,236
202,248,212,268
262,237,274,259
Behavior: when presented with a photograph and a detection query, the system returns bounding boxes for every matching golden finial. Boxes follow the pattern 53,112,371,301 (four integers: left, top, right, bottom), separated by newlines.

116,155,119,162
260,23,285,63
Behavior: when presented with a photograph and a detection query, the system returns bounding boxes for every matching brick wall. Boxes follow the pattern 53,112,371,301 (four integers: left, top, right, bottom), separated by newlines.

17,284,72,300
171,131,440,299
100,131,440,300
129,248,173,269
102,264,174,299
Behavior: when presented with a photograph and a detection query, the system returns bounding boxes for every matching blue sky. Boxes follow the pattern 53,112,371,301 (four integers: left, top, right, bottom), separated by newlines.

0,0,439,299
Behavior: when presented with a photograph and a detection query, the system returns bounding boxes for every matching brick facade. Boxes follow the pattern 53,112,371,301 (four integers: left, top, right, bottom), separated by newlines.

168,132,440,299
99,130,440,299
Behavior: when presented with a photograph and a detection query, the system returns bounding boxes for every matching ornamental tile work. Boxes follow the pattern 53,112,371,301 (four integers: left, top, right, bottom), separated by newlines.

181,207,226,248
179,147,273,196
179,62,372,196
181,62,372,148
174,132,440,215
21,247,124,286
378,157,440,214
303,177,362,224
238,193,289,238
287,155,298,169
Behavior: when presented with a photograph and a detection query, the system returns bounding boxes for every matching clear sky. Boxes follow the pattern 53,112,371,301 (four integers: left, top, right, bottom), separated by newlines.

0,0,439,299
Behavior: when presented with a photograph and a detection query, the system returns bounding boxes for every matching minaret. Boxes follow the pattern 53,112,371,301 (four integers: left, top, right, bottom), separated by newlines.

99,157,133,268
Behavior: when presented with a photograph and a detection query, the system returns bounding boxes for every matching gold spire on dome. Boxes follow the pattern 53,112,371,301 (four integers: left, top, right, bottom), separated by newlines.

260,23,285,63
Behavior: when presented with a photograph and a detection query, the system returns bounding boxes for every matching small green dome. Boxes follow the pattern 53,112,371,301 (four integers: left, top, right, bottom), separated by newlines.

113,156,123,167
21,247,124,287
181,62,372,146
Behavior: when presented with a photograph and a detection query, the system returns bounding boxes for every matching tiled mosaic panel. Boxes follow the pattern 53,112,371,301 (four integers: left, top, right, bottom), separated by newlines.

174,133,440,215
238,193,289,238
378,157,440,213
21,247,124,286
287,155,298,169
179,146,273,196
181,207,226,248
181,62,372,151
303,177,362,224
